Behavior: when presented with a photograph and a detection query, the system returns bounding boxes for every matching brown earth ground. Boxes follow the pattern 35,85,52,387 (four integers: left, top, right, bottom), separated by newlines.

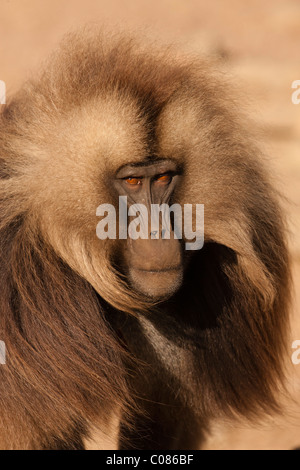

1,0,300,450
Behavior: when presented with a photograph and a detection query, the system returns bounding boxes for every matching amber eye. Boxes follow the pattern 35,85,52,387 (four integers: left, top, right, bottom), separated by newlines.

154,174,172,185
125,177,143,186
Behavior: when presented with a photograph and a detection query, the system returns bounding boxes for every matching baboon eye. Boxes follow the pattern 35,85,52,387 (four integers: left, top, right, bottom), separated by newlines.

125,177,143,186
154,174,172,185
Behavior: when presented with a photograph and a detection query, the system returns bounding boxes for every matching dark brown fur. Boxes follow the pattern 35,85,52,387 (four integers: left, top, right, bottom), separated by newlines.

0,29,291,449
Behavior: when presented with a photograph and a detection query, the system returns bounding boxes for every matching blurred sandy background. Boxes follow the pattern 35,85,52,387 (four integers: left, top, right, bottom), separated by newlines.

1,0,300,450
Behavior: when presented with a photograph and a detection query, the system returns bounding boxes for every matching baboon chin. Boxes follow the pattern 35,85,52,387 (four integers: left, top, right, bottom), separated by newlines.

0,28,291,450
129,267,184,300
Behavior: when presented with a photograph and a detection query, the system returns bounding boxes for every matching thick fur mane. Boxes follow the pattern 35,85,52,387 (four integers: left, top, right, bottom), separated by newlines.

0,29,291,448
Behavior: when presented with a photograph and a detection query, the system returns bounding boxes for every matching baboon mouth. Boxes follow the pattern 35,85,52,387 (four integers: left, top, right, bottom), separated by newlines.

129,266,184,300
133,267,181,274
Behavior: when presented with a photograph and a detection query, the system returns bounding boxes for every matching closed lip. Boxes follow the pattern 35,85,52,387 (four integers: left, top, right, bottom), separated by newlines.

132,267,181,274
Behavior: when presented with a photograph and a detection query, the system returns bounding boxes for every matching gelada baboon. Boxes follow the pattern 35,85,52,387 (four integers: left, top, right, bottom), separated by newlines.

0,29,291,450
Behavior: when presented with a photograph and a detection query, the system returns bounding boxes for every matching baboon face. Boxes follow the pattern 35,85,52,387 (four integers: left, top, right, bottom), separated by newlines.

0,30,292,450
113,159,184,300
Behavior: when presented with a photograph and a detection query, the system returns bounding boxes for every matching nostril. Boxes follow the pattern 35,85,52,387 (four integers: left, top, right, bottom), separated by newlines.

161,229,170,238
150,229,170,239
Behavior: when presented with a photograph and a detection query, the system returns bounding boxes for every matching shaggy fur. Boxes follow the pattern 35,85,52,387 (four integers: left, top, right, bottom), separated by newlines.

0,29,291,449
